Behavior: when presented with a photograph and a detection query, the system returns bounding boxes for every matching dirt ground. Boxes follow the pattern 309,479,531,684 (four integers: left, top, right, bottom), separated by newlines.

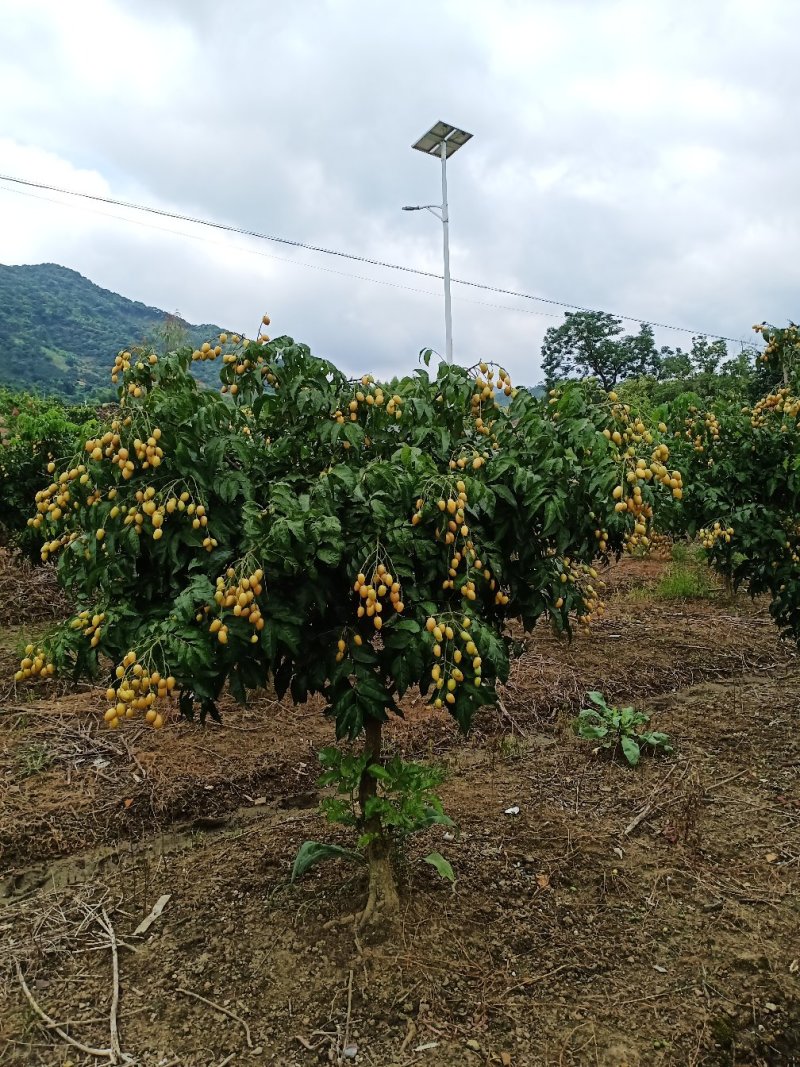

0,552,798,1066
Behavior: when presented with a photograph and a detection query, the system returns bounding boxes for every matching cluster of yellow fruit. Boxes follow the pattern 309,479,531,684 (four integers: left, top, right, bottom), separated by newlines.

352,562,405,632
332,375,405,429
30,470,82,528
117,488,216,548
472,361,514,401
447,451,486,472
754,323,800,366
603,404,683,550
104,651,177,729
469,362,514,436
551,556,605,628
613,482,654,552
29,462,108,558
37,530,78,562
80,423,163,478
681,407,720,450
603,397,660,449
192,332,242,362
204,316,272,395
611,461,683,550
699,522,734,550
69,608,105,648
417,480,505,605
111,350,133,383
593,526,610,554
644,531,675,560
207,567,266,645
425,614,482,706
111,349,159,389
14,644,55,682
785,534,800,565
751,389,800,429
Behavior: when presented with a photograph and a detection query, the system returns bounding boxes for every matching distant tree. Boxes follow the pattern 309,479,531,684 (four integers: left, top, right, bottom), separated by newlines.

540,311,658,390
690,336,728,378
654,349,693,382
154,313,190,356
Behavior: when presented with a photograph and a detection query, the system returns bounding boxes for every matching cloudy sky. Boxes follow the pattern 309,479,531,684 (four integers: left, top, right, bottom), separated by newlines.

1,0,798,383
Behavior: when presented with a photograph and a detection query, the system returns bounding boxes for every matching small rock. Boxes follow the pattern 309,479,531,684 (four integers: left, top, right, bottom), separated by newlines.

764,1002,778,1013
342,1044,358,1059
465,1038,481,1052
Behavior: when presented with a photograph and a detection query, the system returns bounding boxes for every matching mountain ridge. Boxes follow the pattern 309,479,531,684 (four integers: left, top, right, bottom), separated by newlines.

0,262,226,397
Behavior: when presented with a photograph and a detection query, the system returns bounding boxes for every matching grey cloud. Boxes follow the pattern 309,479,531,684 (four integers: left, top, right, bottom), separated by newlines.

2,0,799,384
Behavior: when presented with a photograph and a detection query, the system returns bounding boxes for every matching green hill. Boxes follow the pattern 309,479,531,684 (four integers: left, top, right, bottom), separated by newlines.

0,263,227,398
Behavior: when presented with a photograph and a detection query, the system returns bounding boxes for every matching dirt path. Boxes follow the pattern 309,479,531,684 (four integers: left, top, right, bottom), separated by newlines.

1,558,798,1065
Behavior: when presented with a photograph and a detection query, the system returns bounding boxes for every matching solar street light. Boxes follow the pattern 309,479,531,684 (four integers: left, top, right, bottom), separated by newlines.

404,122,472,363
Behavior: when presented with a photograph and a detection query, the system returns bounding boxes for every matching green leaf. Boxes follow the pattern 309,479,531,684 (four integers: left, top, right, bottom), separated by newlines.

620,735,641,766
290,841,365,882
424,851,455,883
587,691,609,708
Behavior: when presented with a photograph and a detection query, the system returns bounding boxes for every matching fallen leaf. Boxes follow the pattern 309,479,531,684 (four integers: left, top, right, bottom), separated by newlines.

766,853,779,863
123,798,134,809
536,873,550,889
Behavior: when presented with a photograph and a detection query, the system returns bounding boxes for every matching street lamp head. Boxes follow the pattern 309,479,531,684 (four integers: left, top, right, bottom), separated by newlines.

411,121,472,159
402,205,421,211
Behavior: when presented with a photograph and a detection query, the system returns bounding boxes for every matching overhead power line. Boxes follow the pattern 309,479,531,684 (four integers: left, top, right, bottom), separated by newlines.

0,172,745,344
1,183,569,323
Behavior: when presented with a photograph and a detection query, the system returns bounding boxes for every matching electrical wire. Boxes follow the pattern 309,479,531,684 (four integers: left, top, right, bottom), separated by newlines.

0,183,565,321
0,171,744,343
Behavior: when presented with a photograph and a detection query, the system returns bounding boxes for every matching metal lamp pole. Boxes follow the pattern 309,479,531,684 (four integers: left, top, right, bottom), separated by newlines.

439,139,453,365
404,122,472,364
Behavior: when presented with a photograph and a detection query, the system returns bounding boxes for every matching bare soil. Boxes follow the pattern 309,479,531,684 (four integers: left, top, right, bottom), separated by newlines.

0,554,798,1066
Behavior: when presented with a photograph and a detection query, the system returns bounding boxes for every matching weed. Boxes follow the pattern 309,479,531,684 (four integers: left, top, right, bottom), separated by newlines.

670,540,689,562
656,562,716,599
574,691,672,766
498,734,527,760
16,741,54,777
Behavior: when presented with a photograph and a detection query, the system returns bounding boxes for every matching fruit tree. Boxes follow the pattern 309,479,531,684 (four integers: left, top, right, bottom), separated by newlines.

15,324,682,919
657,323,800,643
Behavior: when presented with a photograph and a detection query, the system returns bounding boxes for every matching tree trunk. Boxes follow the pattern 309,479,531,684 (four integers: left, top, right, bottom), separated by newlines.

358,718,400,926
